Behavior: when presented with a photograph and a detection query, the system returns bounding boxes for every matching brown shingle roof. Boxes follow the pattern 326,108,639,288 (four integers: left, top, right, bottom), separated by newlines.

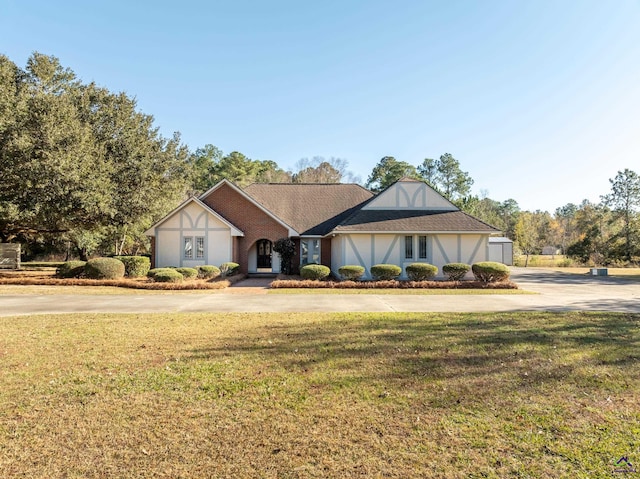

332,209,500,233
243,183,374,235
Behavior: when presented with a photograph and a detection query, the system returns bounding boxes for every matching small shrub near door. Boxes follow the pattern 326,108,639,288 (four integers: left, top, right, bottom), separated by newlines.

84,258,125,280
175,267,198,279
405,263,438,281
153,269,184,283
442,263,471,281
113,256,150,278
300,264,331,280
220,262,240,277
147,268,174,279
471,262,510,283
338,265,365,281
57,260,87,278
198,265,221,279
370,264,402,281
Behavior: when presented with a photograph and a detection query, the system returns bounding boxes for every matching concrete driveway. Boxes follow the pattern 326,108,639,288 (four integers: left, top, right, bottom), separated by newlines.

0,268,638,316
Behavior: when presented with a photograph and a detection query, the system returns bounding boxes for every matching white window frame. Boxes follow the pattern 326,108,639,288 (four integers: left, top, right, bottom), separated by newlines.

184,237,194,260
404,235,413,260
300,238,321,265
196,236,205,259
184,236,205,260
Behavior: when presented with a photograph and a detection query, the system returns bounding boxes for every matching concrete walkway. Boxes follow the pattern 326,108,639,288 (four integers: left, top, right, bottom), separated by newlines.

0,268,638,316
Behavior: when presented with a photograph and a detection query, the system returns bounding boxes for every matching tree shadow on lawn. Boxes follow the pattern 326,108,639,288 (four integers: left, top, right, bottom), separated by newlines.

184,312,639,400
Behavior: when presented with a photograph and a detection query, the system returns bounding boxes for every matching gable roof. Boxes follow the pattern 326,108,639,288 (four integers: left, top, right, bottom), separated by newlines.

332,209,500,234
144,196,244,236
200,179,299,236
243,183,374,235
331,177,500,234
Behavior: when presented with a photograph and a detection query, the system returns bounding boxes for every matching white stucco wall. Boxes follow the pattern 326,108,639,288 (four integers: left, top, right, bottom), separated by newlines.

153,201,234,268
333,233,490,279
363,181,456,210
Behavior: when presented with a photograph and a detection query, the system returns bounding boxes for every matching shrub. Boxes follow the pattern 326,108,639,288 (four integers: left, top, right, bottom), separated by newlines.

153,269,184,283
198,265,221,279
338,265,365,281
370,264,402,281
147,267,175,279
273,238,295,275
56,260,86,278
300,264,331,280
220,262,240,277
175,267,198,279
405,263,438,281
442,262,471,281
84,257,125,280
472,261,510,283
113,255,150,278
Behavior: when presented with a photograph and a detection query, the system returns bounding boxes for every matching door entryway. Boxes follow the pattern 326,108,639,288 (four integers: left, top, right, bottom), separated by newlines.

256,239,272,271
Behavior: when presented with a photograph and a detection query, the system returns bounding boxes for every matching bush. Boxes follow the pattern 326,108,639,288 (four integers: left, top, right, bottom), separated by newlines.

84,257,125,280
198,265,221,279
56,260,86,278
442,263,471,281
338,265,365,281
153,269,184,283
175,267,198,279
220,262,240,277
147,267,174,279
113,255,150,278
472,261,510,283
370,264,402,281
300,264,331,280
405,263,438,281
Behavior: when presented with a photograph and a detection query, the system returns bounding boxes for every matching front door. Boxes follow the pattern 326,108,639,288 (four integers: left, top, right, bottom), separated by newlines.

256,239,272,269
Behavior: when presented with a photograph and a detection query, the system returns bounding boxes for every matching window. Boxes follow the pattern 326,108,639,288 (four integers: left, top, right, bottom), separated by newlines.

196,237,205,259
184,237,193,259
404,236,413,259
184,236,205,260
418,235,427,259
301,238,320,265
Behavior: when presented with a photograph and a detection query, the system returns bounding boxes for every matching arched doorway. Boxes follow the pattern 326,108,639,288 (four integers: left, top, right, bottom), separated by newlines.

256,239,272,270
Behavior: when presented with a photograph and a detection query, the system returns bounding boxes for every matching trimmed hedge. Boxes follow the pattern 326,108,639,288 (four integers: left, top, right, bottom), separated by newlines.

175,267,198,279
220,262,240,276
405,263,438,281
113,255,150,278
84,257,125,280
153,269,184,283
370,264,402,281
338,265,365,281
300,264,331,280
442,262,471,281
472,261,510,283
147,268,174,279
198,265,221,279
56,260,86,278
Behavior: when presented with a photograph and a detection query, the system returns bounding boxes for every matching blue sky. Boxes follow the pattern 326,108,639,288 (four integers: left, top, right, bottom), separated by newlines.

2,0,639,212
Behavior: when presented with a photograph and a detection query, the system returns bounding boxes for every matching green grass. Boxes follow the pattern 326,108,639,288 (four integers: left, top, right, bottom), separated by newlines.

0,312,638,478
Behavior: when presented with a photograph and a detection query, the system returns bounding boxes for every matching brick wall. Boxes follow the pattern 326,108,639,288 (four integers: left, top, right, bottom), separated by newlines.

202,183,289,273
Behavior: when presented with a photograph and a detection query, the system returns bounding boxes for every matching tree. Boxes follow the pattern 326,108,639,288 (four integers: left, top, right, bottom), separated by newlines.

0,53,192,258
602,169,640,262
418,153,473,202
273,237,296,275
566,200,613,265
365,156,418,192
292,156,358,183
189,144,224,193
513,210,552,266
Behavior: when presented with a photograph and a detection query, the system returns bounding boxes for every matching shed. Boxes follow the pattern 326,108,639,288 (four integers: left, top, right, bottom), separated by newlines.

488,237,513,266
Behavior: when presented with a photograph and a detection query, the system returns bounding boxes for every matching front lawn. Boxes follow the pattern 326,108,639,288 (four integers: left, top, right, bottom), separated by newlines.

1,312,638,478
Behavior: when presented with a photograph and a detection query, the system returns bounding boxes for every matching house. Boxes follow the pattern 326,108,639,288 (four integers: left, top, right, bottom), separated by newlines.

145,177,501,279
